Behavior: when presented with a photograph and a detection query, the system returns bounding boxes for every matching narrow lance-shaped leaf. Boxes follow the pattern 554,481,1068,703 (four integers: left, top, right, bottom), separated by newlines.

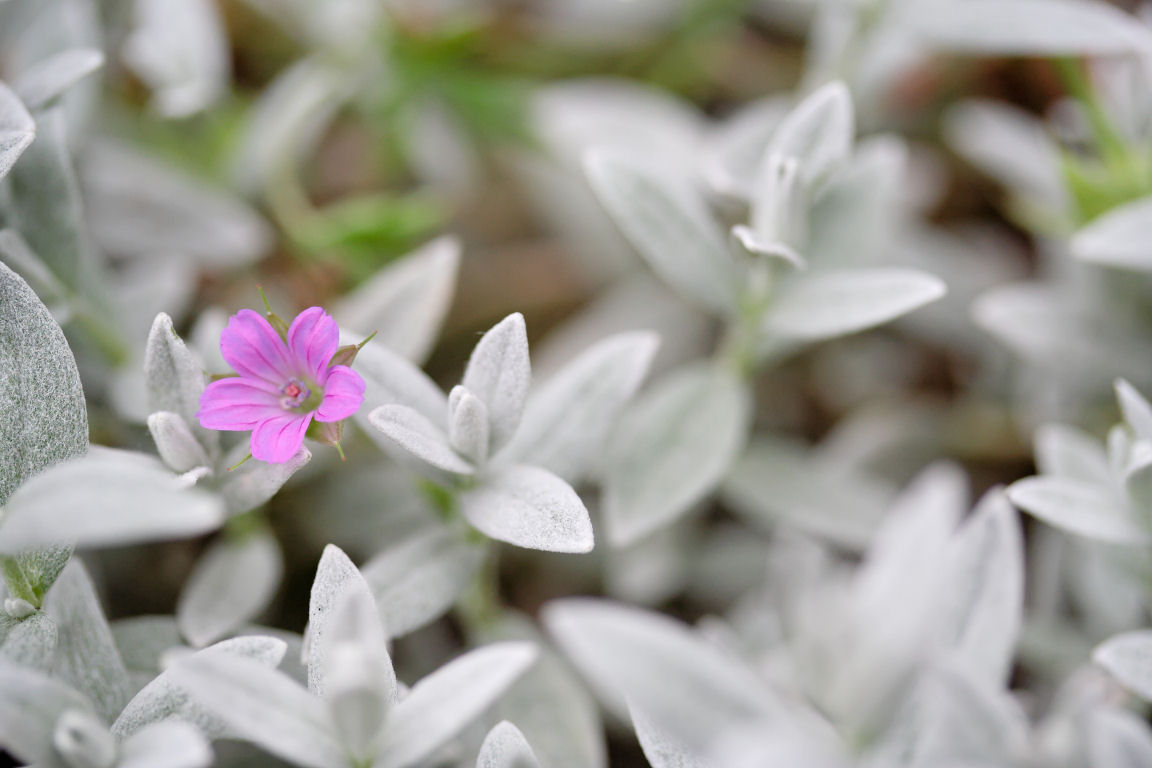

377,642,539,768
1094,631,1152,702
462,313,531,454
12,48,104,111
478,721,541,768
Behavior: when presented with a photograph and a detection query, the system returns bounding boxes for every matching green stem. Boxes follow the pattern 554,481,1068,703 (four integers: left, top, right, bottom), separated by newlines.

1,557,38,608
457,545,501,633
718,260,774,379
1055,57,1130,172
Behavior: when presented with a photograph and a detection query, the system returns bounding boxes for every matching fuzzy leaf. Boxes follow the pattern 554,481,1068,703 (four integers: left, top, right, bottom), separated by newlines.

113,635,287,738
178,530,283,647
462,313,532,453
378,642,539,768
0,610,57,670
449,386,490,466
499,332,659,484
353,337,448,423
460,464,594,553
148,411,210,474
765,268,946,343
13,48,104,111
584,151,740,314
0,449,225,553
369,404,475,476
145,313,213,448
336,236,460,363
306,545,396,701
362,529,486,639
0,261,87,505
43,560,132,723
0,82,34,180
1007,476,1146,545
165,652,345,768
220,445,311,515
478,721,541,768
1034,423,1111,484
603,364,750,547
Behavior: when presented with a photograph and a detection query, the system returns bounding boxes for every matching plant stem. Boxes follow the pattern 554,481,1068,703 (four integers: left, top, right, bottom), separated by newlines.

1055,57,1130,172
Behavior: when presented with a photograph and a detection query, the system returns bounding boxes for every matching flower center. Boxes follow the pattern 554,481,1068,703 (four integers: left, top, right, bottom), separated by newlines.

280,379,312,409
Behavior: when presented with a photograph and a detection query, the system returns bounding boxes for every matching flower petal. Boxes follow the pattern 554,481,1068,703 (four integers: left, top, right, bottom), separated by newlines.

250,413,312,463
288,307,339,381
316,366,365,422
221,309,294,384
197,378,283,430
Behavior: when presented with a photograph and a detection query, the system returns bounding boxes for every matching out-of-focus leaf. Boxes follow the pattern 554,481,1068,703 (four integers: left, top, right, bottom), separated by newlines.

178,529,283,648
5,106,97,295
937,490,1024,687
0,82,34,180
118,720,213,768
0,661,93,766
123,0,229,117
43,560,132,723
84,142,272,267
0,261,87,505
460,464,594,553
1072,196,1152,271
1007,476,1145,545
543,599,786,758
361,528,486,639
335,236,459,364
1094,630,1152,701
13,48,103,111
764,268,945,343
584,150,740,314
498,332,659,484
603,364,751,547
911,0,1152,55
722,435,895,549
763,81,853,187
1087,708,1152,767
0,449,225,553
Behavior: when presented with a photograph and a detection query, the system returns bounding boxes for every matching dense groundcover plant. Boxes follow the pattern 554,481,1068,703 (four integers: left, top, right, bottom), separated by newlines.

11,0,1152,766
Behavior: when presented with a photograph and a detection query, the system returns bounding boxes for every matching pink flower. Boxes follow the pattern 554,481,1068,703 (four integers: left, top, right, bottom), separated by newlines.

197,307,366,463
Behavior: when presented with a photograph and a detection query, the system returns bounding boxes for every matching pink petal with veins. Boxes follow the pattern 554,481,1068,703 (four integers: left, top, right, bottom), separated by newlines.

315,365,366,422
250,413,313,463
288,307,339,381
